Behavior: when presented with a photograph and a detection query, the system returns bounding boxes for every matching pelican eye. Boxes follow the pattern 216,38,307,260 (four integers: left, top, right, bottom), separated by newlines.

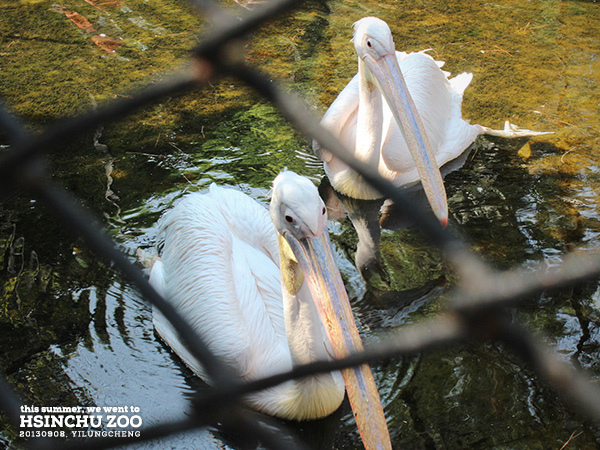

366,40,372,48
322,207,326,215
285,215,294,223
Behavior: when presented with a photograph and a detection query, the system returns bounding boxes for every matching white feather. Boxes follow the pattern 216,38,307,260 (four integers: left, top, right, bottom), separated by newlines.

316,17,548,201
152,186,286,380
318,48,479,200
150,178,345,420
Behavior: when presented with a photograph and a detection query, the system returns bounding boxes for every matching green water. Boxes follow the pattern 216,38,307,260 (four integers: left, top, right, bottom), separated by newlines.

1,0,600,448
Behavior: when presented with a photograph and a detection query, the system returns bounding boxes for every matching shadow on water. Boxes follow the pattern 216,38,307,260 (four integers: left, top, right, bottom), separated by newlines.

1,0,600,448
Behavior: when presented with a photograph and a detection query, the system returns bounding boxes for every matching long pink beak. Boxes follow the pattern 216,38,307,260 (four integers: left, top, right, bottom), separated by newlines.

285,230,392,450
364,52,448,227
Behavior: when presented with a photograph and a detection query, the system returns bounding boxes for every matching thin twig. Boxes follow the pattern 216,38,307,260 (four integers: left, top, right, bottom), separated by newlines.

560,431,583,450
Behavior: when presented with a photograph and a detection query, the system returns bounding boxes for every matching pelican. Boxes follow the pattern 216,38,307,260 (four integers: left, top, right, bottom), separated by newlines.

149,171,391,449
314,17,549,225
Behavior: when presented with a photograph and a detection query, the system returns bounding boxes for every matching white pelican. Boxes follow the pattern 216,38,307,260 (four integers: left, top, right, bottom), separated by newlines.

314,17,549,226
149,171,391,449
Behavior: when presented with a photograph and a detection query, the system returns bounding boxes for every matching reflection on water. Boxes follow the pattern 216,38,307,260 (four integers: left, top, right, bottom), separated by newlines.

1,0,600,448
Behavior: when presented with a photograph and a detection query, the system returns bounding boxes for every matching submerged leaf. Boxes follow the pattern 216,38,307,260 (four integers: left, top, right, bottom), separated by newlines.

91,35,124,53
57,8,96,32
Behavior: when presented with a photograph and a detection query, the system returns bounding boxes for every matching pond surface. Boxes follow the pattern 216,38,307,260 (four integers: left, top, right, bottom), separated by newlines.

1,0,600,448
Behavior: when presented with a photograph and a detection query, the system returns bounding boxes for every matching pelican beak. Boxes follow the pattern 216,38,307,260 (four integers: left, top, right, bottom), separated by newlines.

285,231,392,450
364,52,448,227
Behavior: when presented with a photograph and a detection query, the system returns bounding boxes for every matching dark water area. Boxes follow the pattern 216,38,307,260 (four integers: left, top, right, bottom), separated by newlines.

1,0,600,448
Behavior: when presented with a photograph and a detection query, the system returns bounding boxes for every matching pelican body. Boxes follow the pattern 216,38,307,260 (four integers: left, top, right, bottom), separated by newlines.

314,17,548,225
149,171,391,449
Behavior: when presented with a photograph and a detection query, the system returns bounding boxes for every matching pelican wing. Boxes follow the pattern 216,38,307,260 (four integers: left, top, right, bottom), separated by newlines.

319,50,481,197
379,51,480,184
437,71,481,163
151,185,289,382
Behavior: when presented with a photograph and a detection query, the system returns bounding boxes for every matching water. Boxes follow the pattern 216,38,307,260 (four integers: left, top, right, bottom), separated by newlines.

1,0,600,448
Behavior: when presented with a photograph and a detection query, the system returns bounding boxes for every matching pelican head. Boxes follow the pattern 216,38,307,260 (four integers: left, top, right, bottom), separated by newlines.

353,17,395,74
270,171,327,241
353,17,448,226
270,171,391,449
